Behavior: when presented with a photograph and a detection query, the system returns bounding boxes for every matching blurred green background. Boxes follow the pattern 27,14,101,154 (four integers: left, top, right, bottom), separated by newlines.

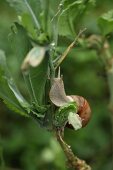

0,0,112,170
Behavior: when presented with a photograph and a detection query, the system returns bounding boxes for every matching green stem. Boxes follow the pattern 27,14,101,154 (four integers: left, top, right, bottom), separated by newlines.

49,51,55,84
28,73,38,104
51,0,64,46
48,51,55,130
44,0,49,32
24,0,40,30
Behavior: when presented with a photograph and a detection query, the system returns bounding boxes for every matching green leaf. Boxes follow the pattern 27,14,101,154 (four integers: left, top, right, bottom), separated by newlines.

58,0,84,36
20,13,38,40
9,23,31,74
58,0,95,36
0,50,29,116
8,78,30,111
9,23,32,100
20,13,49,42
10,23,49,106
54,102,77,128
6,0,28,14
32,102,49,113
22,53,49,105
7,0,41,29
68,112,82,130
98,10,113,35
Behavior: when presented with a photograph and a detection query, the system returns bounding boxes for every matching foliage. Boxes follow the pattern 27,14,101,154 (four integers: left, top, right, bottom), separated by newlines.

98,10,113,35
0,0,96,127
0,50,29,116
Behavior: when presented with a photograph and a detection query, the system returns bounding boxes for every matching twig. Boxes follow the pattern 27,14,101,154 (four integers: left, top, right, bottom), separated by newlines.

51,1,63,22
55,28,86,69
56,130,91,170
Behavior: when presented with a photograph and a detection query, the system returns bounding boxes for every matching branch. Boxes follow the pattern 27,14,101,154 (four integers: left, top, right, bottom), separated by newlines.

86,35,113,155
54,28,86,69
56,130,91,170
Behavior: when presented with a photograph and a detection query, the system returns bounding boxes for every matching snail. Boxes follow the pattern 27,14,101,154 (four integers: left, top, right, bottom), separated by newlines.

66,95,91,128
49,77,91,130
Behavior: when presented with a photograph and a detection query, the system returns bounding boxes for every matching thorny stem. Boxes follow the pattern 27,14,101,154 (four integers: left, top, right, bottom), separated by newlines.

55,28,86,69
56,130,91,170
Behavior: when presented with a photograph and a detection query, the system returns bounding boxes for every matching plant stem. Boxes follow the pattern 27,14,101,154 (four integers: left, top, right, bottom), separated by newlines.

51,0,65,46
49,52,55,84
24,0,40,30
100,41,113,157
56,130,91,170
55,28,86,69
88,36,113,161
44,0,49,32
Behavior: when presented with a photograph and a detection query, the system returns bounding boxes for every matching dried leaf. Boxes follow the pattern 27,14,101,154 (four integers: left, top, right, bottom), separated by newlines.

21,46,46,71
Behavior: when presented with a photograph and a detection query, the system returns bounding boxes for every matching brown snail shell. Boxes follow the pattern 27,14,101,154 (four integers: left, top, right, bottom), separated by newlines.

66,95,91,128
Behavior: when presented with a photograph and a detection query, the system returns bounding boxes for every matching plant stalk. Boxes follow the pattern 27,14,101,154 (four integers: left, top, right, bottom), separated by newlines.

55,28,86,69
56,130,91,170
24,0,40,30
